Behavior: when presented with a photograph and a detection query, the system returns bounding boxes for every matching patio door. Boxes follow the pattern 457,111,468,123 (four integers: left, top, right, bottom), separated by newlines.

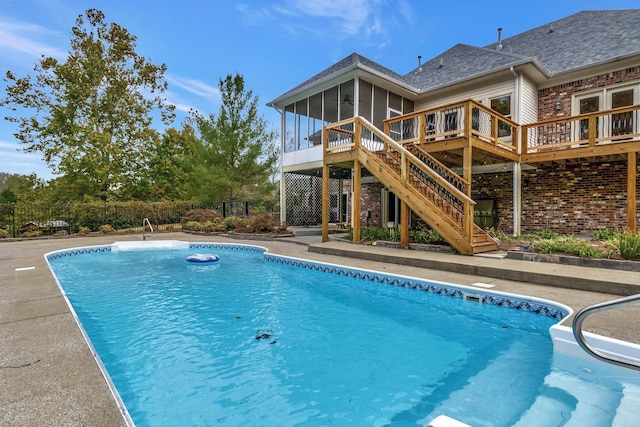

610,87,635,139
574,93,602,142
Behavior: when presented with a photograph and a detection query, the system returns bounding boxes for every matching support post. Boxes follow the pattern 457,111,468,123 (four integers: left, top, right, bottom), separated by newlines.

513,162,522,236
628,152,637,231
400,200,409,248
462,145,474,242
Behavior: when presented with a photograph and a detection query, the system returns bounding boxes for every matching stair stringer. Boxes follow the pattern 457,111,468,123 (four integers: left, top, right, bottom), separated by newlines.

356,148,478,255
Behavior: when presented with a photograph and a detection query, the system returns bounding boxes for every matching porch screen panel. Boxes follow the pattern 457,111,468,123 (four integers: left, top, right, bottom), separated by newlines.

309,93,323,146
324,86,338,125
339,80,355,120
373,86,387,130
284,104,295,153
296,99,308,150
359,80,373,122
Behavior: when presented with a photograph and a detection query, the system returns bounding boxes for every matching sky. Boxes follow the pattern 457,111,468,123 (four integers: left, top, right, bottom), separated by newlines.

1,0,639,180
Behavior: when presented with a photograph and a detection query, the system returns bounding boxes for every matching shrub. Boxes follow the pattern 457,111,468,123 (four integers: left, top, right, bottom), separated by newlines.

0,228,10,238
98,224,116,234
534,236,604,258
223,216,237,231
22,231,41,238
535,229,558,239
77,226,91,235
593,229,617,241
181,221,201,232
615,230,640,260
200,221,226,233
409,228,444,244
245,213,277,233
360,227,394,241
484,227,507,241
180,209,223,224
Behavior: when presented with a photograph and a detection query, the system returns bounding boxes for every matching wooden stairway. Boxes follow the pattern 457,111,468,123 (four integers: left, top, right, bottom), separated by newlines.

328,117,497,255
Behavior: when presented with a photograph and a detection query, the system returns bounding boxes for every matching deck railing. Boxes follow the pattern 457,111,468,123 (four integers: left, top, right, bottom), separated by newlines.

382,100,640,158
324,117,476,244
522,104,640,154
384,100,519,154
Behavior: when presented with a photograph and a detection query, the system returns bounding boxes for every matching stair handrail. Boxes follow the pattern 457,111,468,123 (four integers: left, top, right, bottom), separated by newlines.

572,293,640,371
353,117,474,206
142,217,154,241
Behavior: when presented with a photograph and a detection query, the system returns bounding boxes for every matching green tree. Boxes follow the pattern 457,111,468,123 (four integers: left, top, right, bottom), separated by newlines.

0,189,18,204
186,73,278,204
1,9,175,202
138,126,200,201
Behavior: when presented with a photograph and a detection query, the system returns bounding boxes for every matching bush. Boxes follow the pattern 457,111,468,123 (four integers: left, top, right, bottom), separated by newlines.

535,229,558,239
534,236,604,258
245,213,279,233
0,228,10,238
593,229,617,241
615,230,640,260
409,228,444,244
180,209,223,224
77,226,91,235
360,227,395,241
98,224,116,234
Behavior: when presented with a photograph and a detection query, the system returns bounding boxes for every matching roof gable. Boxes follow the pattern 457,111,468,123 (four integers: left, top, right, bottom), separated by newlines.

269,53,408,105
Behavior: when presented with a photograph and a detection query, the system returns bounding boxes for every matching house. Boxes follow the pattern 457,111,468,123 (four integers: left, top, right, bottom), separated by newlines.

267,9,640,255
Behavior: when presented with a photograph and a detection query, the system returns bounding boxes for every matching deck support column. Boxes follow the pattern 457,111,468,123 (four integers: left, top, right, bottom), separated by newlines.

463,145,473,242
628,152,637,231
513,162,522,236
322,163,329,242
400,200,409,248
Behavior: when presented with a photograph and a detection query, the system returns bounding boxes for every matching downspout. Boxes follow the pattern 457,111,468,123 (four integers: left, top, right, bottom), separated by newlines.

509,66,522,236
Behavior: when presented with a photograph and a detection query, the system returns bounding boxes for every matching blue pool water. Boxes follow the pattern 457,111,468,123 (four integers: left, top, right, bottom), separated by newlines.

48,243,640,426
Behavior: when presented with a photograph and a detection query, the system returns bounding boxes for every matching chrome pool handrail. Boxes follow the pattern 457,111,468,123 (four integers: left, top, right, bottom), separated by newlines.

142,217,154,241
572,293,640,371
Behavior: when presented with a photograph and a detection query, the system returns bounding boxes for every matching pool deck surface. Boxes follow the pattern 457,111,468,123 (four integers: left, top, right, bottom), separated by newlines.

1,231,639,426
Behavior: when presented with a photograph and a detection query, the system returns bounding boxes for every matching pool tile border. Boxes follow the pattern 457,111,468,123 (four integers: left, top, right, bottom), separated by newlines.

46,242,569,321
263,253,569,321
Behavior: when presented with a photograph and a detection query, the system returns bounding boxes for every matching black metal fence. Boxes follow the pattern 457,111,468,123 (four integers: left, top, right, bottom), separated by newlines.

0,201,262,238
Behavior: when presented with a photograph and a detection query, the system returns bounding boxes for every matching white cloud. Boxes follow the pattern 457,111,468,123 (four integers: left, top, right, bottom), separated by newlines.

163,75,222,116
0,18,66,61
270,0,373,39
166,75,220,103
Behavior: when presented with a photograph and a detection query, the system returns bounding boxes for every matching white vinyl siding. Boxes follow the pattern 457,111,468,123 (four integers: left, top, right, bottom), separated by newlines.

520,76,538,125
414,81,515,111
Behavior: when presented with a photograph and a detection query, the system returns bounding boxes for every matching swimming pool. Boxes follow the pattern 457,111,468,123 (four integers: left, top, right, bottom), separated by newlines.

47,241,640,426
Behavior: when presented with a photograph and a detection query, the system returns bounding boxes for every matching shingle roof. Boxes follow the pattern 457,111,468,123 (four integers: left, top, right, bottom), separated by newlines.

405,9,640,91
269,53,407,105
271,10,640,103
403,43,528,90
481,10,640,75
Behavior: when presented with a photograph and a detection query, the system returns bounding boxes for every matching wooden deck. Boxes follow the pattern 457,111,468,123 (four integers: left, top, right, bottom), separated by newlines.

320,100,640,253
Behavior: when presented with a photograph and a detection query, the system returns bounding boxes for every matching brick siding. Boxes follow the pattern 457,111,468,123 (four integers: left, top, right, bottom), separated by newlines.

473,160,638,235
539,66,640,120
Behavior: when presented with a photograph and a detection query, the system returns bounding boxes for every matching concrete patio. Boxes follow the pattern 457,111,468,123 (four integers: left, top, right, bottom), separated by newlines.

1,232,639,426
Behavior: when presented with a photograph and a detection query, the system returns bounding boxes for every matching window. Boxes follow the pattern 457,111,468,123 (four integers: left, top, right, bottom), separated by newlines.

490,95,511,138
